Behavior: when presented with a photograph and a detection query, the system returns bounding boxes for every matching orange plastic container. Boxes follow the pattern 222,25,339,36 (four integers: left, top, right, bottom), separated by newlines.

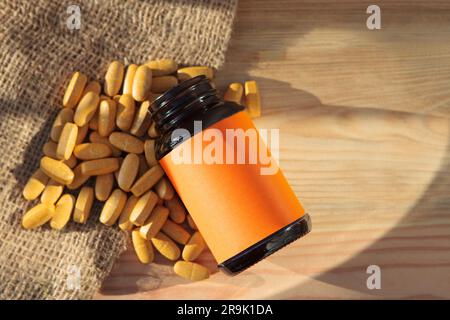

151,76,311,274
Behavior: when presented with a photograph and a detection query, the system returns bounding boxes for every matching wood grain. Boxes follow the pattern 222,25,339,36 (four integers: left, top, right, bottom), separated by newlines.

95,0,450,299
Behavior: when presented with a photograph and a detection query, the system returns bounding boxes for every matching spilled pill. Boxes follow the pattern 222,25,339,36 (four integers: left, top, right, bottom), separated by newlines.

98,98,116,137
89,131,122,157
182,231,206,262
165,195,186,224
95,173,114,201
177,66,214,82
123,64,138,95
63,72,87,109
100,189,127,226
104,60,124,97
139,205,169,240
73,143,112,160
151,75,178,93
22,203,55,230
129,190,158,226
145,59,178,76
73,186,94,224
144,139,158,167
162,219,190,245
66,163,90,190
132,229,154,264
74,91,100,127
80,157,120,176
117,153,139,192
244,80,261,118
116,94,136,131
50,194,75,230
50,108,74,142
56,122,78,160
40,156,74,185
109,132,144,154
151,232,180,261
130,165,164,197
40,179,64,205
155,177,174,200
174,261,210,281
118,195,139,231
22,169,49,200
130,100,152,137
224,82,243,104
132,65,152,102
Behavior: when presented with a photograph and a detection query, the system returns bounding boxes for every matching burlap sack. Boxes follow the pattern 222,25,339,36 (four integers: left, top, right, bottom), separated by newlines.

0,0,237,300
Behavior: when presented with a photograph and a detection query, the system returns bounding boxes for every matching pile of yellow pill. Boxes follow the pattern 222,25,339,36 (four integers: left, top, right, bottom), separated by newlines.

21,59,261,282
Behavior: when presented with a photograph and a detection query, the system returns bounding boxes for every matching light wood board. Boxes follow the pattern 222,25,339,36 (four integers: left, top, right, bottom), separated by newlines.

96,0,450,299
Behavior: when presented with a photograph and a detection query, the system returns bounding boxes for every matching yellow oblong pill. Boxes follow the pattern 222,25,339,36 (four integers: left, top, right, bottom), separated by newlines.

40,179,64,205
95,173,114,201
51,108,74,142
66,163,89,190
177,66,214,82
129,190,158,226
56,122,78,160
187,214,198,230
74,91,100,127
43,141,58,158
155,177,174,200
151,232,180,261
165,195,186,224
174,261,210,281
65,154,77,168
116,94,136,131
151,76,178,93
43,141,77,167
89,131,122,157
82,80,101,96
109,132,144,154
23,168,49,200
89,110,99,130
224,82,243,104
130,165,164,197
182,231,206,261
140,205,169,240
98,98,116,137
144,139,158,167
138,154,149,178
244,80,261,118
145,59,178,76
118,195,139,231
147,121,159,138
63,72,87,109
99,189,127,226
132,229,154,264
104,60,125,97
80,157,120,176
117,153,139,192
123,64,138,95
132,65,152,102
50,194,75,230
130,100,152,137
73,186,94,224
22,203,55,230
76,124,89,145
73,143,112,160
161,219,190,245
40,156,74,185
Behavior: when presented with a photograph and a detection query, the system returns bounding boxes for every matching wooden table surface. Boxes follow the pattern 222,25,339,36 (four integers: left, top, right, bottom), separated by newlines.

95,0,450,299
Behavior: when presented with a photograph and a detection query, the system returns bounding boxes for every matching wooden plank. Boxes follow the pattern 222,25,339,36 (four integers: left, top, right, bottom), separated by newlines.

95,0,450,299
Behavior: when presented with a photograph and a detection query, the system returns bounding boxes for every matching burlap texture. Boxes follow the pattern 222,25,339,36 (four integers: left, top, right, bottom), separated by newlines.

0,0,237,300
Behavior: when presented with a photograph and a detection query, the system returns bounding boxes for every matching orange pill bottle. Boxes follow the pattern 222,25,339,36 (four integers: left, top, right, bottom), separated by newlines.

151,76,311,274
